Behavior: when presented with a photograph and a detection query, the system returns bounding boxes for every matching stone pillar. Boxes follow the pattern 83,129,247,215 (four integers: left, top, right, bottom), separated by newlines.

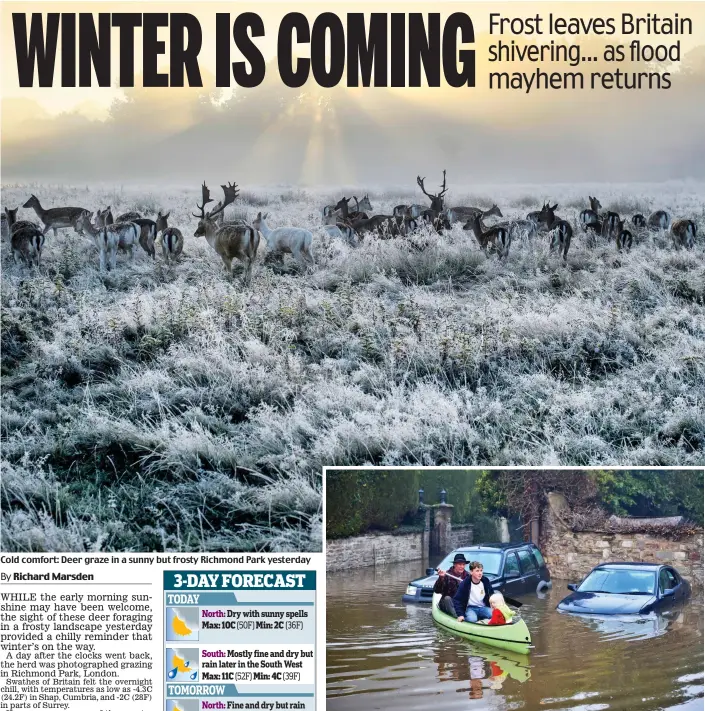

433,503,454,556
499,517,510,543
419,505,432,560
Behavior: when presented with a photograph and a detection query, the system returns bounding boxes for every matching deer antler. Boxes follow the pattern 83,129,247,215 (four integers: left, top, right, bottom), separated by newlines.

193,181,213,219
207,181,240,220
439,169,448,196
417,176,432,199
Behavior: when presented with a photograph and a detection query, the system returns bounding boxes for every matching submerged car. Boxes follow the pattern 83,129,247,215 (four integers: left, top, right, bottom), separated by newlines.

557,562,691,615
402,542,552,603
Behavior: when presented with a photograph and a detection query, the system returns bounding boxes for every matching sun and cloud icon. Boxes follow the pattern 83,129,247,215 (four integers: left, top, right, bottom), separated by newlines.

166,647,199,681
166,608,199,642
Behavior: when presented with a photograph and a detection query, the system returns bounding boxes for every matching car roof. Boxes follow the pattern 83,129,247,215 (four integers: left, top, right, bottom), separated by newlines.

454,542,534,552
594,562,664,570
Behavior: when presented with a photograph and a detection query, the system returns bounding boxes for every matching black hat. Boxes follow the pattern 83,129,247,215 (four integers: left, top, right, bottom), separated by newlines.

453,554,468,564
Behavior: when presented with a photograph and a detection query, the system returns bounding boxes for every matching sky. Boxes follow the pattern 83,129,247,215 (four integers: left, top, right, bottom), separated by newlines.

2,1,705,185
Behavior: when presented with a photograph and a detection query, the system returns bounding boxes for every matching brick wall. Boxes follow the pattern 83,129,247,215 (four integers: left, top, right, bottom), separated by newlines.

448,524,474,550
326,531,424,571
541,492,703,585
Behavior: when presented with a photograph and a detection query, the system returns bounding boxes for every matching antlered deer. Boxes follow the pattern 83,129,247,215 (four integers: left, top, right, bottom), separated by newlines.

193,181,259,283
22,194,89,236
417,170,449,212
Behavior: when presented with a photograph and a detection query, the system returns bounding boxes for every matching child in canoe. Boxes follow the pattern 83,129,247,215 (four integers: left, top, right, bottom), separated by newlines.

486,592,515,626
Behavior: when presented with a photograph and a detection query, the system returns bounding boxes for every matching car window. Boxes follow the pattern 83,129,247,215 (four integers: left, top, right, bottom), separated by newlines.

579,569,656,595
531,547,546,568
516,549,538,574
435,551,502,576
659,568,678,592
503,553,520,577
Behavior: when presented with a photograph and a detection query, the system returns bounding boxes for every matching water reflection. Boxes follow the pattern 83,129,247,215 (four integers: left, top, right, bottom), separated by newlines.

327,559,704,711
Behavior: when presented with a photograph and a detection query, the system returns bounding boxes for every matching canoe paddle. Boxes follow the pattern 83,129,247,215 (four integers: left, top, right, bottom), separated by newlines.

441,571,523,609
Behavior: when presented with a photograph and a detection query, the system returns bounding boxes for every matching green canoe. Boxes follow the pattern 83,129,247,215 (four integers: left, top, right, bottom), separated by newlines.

431,593,533,655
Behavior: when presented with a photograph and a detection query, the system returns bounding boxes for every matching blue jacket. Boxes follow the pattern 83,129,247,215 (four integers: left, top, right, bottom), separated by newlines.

452,575,495,616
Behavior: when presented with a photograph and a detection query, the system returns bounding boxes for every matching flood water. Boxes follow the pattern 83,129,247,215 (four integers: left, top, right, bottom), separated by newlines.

327,559,704,711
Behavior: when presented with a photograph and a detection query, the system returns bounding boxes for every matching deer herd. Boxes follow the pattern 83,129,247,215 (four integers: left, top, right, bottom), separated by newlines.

1,171,700,281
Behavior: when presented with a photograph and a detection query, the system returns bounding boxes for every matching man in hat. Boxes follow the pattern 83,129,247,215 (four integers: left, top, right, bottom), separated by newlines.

435,553,469,616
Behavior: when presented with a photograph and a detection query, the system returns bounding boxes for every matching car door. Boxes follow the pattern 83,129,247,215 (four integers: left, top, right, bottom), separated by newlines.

658,567,679,607
501,552,523,598
516,549,541,595
665,567,685,602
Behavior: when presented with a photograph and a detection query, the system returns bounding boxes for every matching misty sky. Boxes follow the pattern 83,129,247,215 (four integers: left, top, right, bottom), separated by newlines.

2,2,705,185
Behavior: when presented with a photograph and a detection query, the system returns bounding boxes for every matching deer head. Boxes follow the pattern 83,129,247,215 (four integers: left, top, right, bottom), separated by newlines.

193,181,239,236
417,170,448,212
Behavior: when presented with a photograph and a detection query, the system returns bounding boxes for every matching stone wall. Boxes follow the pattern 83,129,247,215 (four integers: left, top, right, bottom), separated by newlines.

326,531,424,572
541,492,704,585
448,524,474,551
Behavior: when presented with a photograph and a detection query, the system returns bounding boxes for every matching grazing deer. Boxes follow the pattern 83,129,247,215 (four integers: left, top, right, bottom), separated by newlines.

116,210,141,223
350,214,400,239
446,204,502,225
160,228,184,263
252,212,314,270
464,214,511,260
538,203,572,261
11,224,45,267
648,210,670,231
601,211,621,240
631,214,646,230
417,170,449,212
419,209,449,234
193,181,259,283
497,219,538,240
323,223,358,246
671,219,696,250
22,194,89,236
76,212,140,271
4,207,38,237
95,206,114,227
616,219,633,252
579,196,602,231
131,218,158,259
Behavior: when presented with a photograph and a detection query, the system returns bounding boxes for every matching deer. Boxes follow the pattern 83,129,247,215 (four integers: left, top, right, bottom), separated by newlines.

322,197,352,223
538,203,572,261
95,206,114,227
116,210,142,223
418,209,449,234
156,207,184,262
648,210,670,231
193,181,259,283
445,204,502,225
601,211,622,240
631,214,647,231
76,211,140,271
252,212,314,270
22,194,89,236
464,214,511,260
1,212,7,240
130,218,159,259
4,207,39,237
11,224,45,267
349,214,400,240
616,219,633,252
527,203,557,231
671,219,697,250
417,170,449,213
579,196,602,231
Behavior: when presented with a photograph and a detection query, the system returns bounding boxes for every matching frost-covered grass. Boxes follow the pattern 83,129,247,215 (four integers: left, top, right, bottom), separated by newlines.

1,181,704,552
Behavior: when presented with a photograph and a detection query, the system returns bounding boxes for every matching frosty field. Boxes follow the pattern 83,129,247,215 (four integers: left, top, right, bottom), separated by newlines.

1,181,704,552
